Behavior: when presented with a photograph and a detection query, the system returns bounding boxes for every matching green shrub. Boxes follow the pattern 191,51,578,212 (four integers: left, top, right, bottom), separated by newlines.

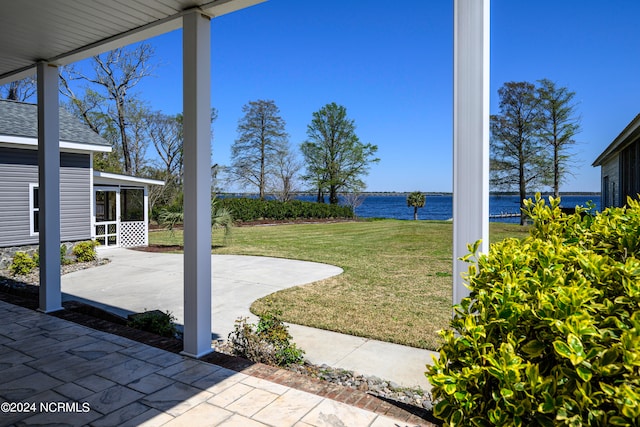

228,309,305,367
72,240,99,262
127,310,177,338
427,194,640,426
9,252,37,276
219,197,354,222
60,244,73,265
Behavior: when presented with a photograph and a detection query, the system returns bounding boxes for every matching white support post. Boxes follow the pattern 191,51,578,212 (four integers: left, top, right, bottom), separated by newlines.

452,0,490,306
182,10,213,358
143,186,149,246
37,62,63,313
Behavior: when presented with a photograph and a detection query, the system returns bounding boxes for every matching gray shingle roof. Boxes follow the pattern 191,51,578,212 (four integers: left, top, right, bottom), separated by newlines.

0,99,110,148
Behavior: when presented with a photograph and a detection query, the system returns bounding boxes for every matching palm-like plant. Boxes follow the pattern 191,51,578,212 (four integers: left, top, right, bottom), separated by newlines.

159,195,233,242
406,191,426,220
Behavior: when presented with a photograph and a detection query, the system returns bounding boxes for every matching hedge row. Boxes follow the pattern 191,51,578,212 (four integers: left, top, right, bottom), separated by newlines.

218,198,354,222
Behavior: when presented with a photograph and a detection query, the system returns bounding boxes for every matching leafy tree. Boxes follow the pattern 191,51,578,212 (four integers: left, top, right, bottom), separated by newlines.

406,191,426,220
60,44,156,174
490,81,546,225
537,79,581,198
230,100,288,200
301,102,379,204
0,76,36,102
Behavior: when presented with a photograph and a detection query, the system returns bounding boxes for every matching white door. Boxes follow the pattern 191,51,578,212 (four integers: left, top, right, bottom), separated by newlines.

94,188,120,248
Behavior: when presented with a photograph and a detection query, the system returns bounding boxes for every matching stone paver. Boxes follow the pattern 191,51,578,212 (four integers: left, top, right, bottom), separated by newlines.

0,299,433,426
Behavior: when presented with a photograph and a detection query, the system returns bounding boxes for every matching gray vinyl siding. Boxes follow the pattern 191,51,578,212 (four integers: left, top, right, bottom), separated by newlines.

601,156,619,208
0,146,91,247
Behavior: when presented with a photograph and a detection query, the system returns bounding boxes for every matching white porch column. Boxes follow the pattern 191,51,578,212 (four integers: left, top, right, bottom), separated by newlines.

182,10,213,358
37,62,63,313
143,186,149,246
452,0,490,305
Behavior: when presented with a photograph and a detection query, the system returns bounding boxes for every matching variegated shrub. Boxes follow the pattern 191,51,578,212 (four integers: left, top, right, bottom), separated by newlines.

427,195,640,427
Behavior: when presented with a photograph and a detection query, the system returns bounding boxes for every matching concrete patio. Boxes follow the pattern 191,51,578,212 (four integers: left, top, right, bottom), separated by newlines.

0,299,433,426
61,248,437,391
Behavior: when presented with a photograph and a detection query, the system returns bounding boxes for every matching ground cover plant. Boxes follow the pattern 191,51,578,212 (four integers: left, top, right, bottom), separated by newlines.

150,219,528,349
427,195,640,426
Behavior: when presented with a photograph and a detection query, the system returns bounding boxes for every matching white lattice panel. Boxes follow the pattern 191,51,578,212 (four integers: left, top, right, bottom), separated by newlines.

119,221,147,248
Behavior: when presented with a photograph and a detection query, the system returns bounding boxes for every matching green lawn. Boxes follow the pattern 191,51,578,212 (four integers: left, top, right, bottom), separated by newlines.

149,219,528,350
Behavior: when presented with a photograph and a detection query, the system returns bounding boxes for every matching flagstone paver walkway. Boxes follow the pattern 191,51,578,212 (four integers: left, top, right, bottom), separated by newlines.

0,299,436,426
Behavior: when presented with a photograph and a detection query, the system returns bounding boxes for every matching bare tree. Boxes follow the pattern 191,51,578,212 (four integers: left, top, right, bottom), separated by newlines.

0,76,37,101
60,44,155,174
145,112,182,182
269,143,302,201
341,192,366,218
125,100,150,175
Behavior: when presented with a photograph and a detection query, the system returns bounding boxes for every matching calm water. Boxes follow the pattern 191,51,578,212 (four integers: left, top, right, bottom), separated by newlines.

296,194,601,223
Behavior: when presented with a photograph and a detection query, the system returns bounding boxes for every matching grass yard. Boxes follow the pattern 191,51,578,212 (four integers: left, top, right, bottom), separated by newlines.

150,219,528,350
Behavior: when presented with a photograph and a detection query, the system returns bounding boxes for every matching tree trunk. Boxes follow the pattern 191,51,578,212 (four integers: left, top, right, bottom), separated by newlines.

329,186,339,205
259,133,266,200
116,97,132,174
413,206,418,220
554,138,560,198
519,162,527,226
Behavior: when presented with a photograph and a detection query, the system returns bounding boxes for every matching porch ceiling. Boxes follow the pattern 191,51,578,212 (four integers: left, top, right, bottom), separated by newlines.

0,0,264,85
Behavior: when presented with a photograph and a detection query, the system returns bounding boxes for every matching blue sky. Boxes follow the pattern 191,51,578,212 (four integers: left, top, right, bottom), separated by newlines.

92,0,639,192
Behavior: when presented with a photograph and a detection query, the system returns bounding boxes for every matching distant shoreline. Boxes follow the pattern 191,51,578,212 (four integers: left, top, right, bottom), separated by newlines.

220,191,601,197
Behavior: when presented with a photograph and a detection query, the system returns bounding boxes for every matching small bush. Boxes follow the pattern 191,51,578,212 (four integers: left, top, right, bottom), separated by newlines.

60,244,73,265
427,194,640,426
127,310,177,338
72,240,99,262
228,310,305,367
9,252,36,276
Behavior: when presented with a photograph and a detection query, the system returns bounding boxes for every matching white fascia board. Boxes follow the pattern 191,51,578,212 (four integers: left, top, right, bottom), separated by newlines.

94,171,165,186
0,135,112,152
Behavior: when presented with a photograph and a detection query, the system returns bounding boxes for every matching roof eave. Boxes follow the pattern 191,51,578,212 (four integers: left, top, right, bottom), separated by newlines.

0,0,266,85
0,136,112,152
94,171,165,186
593,113,640,167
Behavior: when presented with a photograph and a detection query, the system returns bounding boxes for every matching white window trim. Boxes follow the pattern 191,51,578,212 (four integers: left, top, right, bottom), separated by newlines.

29,183,39,236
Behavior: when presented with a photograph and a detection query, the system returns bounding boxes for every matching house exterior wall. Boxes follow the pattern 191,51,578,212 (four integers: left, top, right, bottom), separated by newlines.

600,156,620,208
0,146,91,247
620,139,640,205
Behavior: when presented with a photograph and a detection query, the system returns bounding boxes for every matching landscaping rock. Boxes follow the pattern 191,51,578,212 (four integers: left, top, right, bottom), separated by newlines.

212,339,433,411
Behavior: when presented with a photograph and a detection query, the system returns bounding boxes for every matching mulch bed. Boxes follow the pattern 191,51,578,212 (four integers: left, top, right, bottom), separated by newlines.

0,281,438,426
